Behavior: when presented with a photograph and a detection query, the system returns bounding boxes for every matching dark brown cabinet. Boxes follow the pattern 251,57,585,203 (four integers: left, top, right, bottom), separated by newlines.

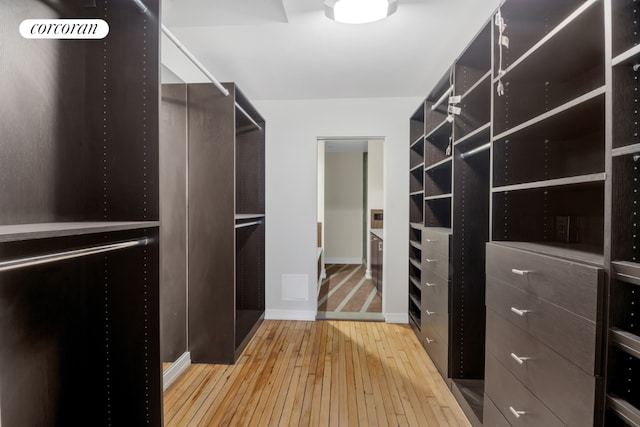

187,83,265,365
408,0,620,425
0,1,161,425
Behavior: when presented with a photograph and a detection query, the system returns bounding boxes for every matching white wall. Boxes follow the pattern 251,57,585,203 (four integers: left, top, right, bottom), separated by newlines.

324,152,363,264
254,96,421,322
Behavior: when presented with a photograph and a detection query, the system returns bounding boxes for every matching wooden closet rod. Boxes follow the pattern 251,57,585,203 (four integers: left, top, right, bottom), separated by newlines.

131,0,230,97
0,238,149,272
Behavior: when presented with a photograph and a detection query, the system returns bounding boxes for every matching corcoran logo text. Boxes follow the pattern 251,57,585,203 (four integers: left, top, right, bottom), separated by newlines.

20,19,109,39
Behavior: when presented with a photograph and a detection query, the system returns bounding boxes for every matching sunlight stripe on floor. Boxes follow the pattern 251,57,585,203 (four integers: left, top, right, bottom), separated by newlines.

317,265,362,307
360,288,378,313
334,275,368,312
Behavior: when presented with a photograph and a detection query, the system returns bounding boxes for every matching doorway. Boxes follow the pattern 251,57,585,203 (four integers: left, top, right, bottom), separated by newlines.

316,138,384,321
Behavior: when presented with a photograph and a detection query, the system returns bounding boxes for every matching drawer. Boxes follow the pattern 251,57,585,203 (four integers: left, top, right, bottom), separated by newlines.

422,251,450,281
486,243,602,321
483,394,511,427
486,310,596,426
486,279,597,373
485,355,564,427
422,322,448,378
422,229,450,258
422,274,448,315
422,308,448,342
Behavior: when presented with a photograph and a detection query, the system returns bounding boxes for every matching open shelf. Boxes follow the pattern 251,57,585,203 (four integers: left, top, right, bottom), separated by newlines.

410,192,424,224
611,328,640,359
613,52,640,149
409,224,422,244
425,71,453,136
425,197,452,229
493,93,604,187
409,242,422,265
410,163,424,194
492,182,604,251
608,394,640,427
411,102,426,144
612,0,640,59
425,120,453,166
494,2,604,136
456,21,492,96
495,0,597,75
608,346,640,414
451,379,484,426
613,154,640,262
0,221,159,243
425,160,452,197
411,136,425,170
454,74,491,141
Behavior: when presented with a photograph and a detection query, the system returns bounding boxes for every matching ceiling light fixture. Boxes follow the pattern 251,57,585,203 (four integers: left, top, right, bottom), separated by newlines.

324,0,398,24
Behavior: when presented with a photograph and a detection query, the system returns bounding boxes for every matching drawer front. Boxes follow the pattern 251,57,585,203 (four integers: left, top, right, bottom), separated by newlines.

422,309,448,343
486,243,601,321
422,274,448,315
483,395,511,427
486,310,596,426
422,322,448,378
486,279,597,373
422,252,450,281
422,230,450,258
485,355,564,427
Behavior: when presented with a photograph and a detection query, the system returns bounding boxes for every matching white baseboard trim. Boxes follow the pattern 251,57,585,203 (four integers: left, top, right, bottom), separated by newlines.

385,313,409,324
163,351,191,391
265,309,316,321
321,269,327,279
365,269,372,280
324,257,363,265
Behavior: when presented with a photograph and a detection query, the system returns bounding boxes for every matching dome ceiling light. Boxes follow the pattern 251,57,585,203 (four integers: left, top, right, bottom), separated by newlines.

324,0,399,24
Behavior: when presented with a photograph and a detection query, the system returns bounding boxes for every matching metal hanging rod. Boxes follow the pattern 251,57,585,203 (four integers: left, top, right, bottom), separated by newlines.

0,238,148,273
131,0,230,97
460,142,491,159
235,221,262,229
431,86,454,111
235,102,263,131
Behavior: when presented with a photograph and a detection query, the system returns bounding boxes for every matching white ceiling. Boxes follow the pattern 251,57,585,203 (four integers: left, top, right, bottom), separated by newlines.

160,0,503,100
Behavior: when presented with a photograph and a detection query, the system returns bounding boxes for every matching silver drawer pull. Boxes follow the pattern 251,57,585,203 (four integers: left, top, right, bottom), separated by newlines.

426,337,435,343
509,407,526,418
425,258,437,263
510,353,530,365
425,239,438,243
425,310,436,315
511,268,532,276
425,282,437,287
511,307,531,317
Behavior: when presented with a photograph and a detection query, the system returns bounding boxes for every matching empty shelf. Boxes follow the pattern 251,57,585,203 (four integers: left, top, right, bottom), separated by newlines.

0,221,159,243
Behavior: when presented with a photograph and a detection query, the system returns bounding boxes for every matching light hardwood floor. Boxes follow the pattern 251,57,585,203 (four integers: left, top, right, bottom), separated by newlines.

163,320,471,426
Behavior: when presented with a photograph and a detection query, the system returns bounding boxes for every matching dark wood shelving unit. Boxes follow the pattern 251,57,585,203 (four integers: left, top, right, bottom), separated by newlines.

0,1,161,425
187,83,265,365
410,1,616,425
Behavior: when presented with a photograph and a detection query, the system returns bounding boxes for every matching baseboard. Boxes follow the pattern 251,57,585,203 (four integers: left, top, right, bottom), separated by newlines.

163,351,191,391
365,269,372,280
385,313,409,324
265,309,316,321
324,257,363,265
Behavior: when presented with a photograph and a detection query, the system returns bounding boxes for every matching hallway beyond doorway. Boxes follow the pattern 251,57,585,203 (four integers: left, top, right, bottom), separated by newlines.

317,264,383,321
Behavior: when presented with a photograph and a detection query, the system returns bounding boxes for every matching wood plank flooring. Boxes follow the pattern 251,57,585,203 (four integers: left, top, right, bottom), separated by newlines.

164,320,470,426
317,264,382,318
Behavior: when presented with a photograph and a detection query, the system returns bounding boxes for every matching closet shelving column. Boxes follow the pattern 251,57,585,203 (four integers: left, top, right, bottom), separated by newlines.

448,20,492,425
409,103,425,335
484,1,606,426
0,0,161,425
188,83,265,365
607,1,640,424
421,70,454,378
